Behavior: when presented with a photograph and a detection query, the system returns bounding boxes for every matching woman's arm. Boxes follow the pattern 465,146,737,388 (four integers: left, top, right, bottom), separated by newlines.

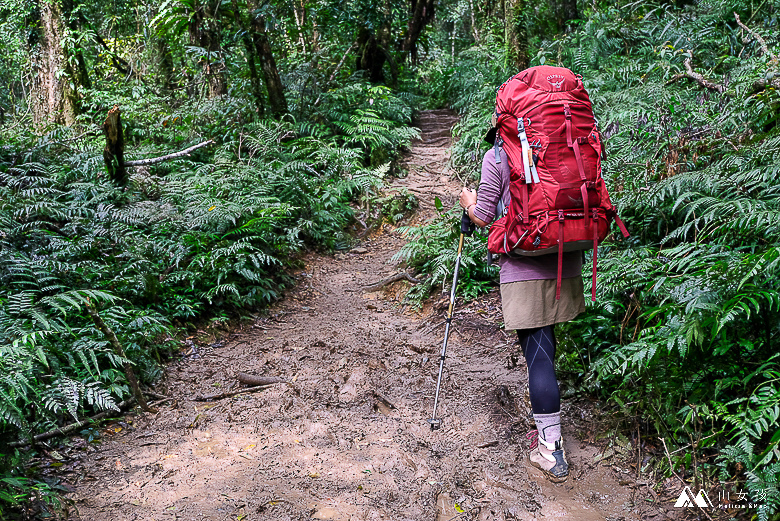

459,188,489,228
458,149,504,228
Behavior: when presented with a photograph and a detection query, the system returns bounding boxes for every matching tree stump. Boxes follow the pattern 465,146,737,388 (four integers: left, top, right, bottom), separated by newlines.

103,106,126,185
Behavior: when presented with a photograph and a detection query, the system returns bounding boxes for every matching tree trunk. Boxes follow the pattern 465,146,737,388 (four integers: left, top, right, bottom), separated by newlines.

156,36,176,90
231,0,265,116
555,0,577,32
356,0,394,85
292,0,309,54
469,0,480,43
30,0,83,126
188,0,227,98
103,106,126,186
402,0,435,64
505,0,529,72
250,14,288,118
356,28,387,84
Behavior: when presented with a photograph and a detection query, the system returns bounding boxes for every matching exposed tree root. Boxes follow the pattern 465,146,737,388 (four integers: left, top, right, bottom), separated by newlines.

357,272,420,292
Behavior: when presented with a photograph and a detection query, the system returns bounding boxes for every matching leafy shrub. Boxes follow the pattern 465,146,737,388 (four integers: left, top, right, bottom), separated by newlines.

0,84,417,470
393,205,498,306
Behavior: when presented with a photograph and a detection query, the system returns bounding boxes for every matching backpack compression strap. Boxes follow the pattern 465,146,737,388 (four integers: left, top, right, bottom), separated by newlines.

517,117,540,184
563,104,592,234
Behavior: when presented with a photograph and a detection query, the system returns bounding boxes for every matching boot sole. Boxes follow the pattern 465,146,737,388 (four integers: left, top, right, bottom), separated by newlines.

527,454,569,483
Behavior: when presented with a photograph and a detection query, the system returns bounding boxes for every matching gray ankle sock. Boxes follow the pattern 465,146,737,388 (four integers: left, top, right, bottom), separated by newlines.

533,412,561,449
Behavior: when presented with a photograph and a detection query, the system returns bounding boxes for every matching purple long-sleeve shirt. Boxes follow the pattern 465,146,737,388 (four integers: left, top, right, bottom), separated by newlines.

474,148,582,284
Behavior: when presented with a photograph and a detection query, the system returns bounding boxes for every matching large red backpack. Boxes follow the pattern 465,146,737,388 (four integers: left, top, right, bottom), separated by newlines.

486,66,629,301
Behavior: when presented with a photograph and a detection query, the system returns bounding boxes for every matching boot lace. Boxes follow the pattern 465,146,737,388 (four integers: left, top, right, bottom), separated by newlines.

526,429,539,450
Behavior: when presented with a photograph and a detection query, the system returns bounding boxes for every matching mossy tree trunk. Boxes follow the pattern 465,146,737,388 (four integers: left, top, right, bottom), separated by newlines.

250,11,288,118
188,0,228,98
103,106,126,186
232,0,265,116
30,0,87,127
505,0,529,72
402,0,435,64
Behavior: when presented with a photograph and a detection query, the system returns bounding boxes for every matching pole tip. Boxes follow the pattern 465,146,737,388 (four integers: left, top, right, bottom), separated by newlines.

428,418,442,431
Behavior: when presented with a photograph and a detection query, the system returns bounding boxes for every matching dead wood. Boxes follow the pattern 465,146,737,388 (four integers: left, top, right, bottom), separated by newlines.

236,373,287,387
148,397,176,408
125,140,214,167
194,384,279,402
734,13,778,68
8,399,134,448
143,391,170,400
665,53,729,94
86,303,155,413
314,41,357,106
734,13,780,95
102,106,126,185
357,272,420,292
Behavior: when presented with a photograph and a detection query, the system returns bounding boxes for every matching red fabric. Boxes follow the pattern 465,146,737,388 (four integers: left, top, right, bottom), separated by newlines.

486,66,629,300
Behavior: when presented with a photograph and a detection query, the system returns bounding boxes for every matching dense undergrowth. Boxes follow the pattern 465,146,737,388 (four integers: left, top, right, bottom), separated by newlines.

402,0,780,518
0,80,417,516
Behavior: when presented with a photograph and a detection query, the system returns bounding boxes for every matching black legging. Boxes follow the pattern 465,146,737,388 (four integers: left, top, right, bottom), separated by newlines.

518,326,560,415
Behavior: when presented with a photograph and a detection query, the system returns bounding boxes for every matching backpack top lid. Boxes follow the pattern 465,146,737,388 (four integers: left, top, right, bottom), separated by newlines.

512,65,581,93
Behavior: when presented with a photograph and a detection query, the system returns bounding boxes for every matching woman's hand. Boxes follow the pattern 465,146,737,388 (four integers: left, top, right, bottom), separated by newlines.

459,187,477,210
459,188,488,228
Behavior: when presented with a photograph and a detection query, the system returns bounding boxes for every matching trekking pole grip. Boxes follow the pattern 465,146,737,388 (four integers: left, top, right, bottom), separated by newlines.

461,210,475,237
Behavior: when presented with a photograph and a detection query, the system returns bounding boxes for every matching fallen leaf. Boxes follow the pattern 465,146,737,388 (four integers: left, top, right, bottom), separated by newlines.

49,451,64,461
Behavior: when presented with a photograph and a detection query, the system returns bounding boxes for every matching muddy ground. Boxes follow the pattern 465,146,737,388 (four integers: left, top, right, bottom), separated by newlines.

61,110,683,520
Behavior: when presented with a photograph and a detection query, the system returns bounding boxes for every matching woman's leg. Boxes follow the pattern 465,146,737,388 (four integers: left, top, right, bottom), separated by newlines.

518,326,568,481
517,325,560,415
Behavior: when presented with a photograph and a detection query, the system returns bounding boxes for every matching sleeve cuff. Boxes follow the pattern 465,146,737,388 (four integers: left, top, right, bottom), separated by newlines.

473,204,494,223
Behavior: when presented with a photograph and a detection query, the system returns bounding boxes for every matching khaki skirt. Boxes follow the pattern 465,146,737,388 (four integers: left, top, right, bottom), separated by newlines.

500,277,586,330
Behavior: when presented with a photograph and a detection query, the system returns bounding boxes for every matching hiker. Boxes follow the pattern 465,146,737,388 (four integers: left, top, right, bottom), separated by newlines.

458,150,582,482
458,102,594,482
457,66,628,482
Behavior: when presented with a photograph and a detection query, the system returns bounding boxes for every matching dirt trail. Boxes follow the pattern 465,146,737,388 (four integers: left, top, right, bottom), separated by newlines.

67,110,665,520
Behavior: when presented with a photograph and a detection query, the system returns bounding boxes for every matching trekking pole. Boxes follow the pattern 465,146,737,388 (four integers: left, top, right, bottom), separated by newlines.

428,210,475,431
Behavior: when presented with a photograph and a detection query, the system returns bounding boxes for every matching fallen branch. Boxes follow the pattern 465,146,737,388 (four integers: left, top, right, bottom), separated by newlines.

87,303,155,413
148,397,176,408
9,399,134,448
666,53,728,94
194,384,279,402
125,140,214,167
735,12,778,67
358,272,420,292
142,391,170,400
660,437,714,521
236,373,287,387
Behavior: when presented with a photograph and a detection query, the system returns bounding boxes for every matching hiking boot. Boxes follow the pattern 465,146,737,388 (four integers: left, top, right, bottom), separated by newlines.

527,431,569,483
